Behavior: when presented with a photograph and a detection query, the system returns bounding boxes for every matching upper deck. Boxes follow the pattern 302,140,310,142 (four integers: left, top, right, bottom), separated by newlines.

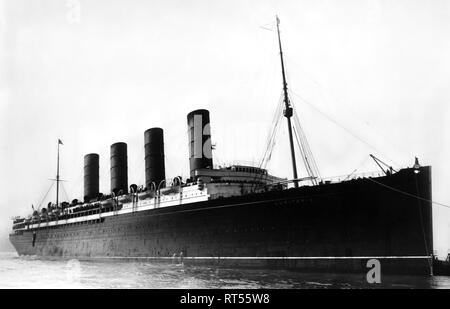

10,164,415,235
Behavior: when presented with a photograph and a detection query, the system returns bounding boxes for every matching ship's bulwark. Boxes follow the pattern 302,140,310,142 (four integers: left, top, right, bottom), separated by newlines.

9,166,433,275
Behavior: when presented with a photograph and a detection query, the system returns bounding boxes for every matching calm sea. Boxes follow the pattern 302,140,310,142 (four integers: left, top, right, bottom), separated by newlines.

0,252,449,289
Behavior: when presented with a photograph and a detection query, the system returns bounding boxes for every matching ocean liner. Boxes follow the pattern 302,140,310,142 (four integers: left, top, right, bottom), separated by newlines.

9,18,433,275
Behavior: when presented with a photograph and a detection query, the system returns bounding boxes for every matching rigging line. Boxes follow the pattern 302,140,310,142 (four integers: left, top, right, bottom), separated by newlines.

257,105,282,171
251,94,284,191
343,169,358,181
344,156,370,180
60,182,70,202
265,99,283,163
283,55,409,162
289,89,401,167
414,174,433,271
293,126,318,185
293,112,319,176
291,101,321,178
367,177,450,210
259,92,284,167
37,182,55,210
264,104,282,165
292,126,315,184
282,47,415,169
292,126,309,174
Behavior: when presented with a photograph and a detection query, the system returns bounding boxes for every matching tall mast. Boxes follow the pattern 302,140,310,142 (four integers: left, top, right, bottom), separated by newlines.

276,16,299,188
56,139,62,207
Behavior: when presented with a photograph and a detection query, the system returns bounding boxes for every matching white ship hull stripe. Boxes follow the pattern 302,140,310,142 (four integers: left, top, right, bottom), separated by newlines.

59,256,432,260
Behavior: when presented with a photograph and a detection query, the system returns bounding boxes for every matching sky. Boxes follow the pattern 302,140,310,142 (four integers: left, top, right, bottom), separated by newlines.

0,0,449,256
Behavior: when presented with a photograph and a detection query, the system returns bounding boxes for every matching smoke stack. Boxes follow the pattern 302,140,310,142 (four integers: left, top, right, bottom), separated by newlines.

110,142,128,195
187,109,213,178
84,153,99,201
144,128,166,189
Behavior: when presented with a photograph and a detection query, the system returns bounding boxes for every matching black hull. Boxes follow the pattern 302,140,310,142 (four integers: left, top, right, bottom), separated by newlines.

10,167,433,275
432,260,450,276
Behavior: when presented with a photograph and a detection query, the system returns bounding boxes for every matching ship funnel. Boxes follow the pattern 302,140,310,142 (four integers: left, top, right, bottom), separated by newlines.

187,109,213,178
84,153,99,201
144,128,166,189
110,142,128,195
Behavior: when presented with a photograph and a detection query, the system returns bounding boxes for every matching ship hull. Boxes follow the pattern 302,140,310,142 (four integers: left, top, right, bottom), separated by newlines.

10,167,433,275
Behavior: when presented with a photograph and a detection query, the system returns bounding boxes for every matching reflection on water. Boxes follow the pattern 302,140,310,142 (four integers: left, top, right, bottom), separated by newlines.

0,252,449,289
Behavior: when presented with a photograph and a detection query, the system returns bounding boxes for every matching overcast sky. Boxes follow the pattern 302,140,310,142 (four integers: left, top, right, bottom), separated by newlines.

1,0,449,256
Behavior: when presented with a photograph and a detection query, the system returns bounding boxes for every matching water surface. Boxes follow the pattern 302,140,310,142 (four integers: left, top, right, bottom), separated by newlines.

0,252,449,289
